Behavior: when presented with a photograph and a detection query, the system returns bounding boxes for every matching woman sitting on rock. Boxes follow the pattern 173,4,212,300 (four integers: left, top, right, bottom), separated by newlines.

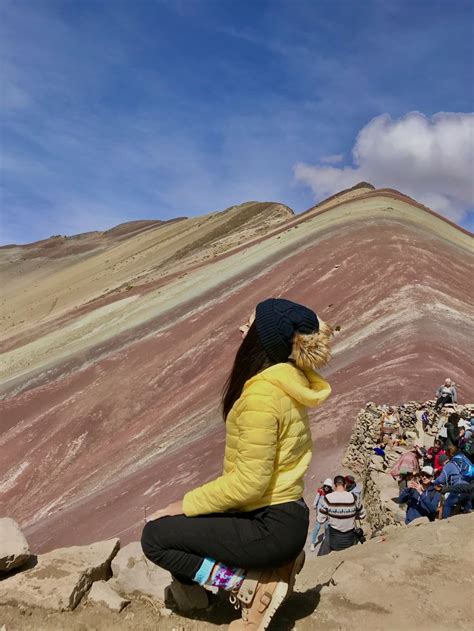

141,298,333,630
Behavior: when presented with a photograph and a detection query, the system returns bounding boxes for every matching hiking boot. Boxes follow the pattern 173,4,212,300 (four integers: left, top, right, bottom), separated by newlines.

228,551,305,630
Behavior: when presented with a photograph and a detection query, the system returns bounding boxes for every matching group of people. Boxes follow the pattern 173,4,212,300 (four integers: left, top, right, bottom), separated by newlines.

389,408,474,523
308,380,473,554
310,474,365,554
378,405,426,449
377,379,465,452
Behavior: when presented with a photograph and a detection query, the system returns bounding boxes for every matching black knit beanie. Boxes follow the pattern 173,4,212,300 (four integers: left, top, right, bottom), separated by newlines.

255,298,319,363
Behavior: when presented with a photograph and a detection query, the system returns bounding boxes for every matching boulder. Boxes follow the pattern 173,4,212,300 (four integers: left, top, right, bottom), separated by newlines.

0,538,120,611
111,541,171,601
88,580,130,612
0,518,30,573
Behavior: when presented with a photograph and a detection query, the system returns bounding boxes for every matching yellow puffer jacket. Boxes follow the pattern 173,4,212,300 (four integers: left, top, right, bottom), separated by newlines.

183,362,331,517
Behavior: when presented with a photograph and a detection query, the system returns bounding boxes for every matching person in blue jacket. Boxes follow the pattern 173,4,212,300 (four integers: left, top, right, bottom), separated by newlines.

432,447,470,518
399,465,441,524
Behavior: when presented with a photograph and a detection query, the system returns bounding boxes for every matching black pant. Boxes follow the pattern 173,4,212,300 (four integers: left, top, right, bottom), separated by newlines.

435,394,453,410
318,526,357,556
141,500,309,584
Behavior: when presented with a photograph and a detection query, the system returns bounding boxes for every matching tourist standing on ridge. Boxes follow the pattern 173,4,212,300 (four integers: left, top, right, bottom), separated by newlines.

316,475,366,556
309,478,333,551
141,298,333,630
435,378,457,411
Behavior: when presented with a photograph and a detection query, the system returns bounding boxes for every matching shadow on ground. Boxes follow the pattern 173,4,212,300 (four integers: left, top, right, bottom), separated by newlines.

175,586,322,630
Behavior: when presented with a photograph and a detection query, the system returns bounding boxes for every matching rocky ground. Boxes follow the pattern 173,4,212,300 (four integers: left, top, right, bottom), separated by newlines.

2,398,473,630
1,514,473,631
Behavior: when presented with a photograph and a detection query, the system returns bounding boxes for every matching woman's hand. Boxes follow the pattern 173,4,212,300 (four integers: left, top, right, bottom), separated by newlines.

409,481,423,493
146,500,184,523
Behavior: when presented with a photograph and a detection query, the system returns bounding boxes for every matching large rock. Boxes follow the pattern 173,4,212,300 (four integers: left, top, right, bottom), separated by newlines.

0,518,30,573
373,471,406,522
111,541,171,601
88,580,130,612
0,538,120,611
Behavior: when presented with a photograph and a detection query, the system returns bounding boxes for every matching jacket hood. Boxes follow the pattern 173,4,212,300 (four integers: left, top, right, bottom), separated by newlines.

244,362,331,408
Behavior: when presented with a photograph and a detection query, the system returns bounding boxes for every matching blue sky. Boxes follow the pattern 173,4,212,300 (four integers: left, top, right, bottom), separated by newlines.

1,0,473,244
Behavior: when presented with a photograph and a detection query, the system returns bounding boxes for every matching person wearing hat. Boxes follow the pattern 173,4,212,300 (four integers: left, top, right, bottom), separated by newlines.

309,478,333,551
399,465,441,524
141,298,333,630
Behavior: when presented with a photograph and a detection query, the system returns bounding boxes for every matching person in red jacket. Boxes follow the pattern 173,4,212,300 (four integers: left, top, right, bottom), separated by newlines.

425,439,446,477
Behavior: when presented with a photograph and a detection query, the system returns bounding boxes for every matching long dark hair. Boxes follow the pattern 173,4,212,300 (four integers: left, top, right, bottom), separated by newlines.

221,321,273,421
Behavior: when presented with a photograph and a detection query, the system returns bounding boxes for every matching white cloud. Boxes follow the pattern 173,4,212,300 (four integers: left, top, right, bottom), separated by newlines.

294,112,474,221
320,153,344,164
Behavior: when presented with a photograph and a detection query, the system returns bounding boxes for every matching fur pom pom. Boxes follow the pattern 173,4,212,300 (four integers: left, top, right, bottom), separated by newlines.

291,320,334,371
